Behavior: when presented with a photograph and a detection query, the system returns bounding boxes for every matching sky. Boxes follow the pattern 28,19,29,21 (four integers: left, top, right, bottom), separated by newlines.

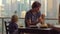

59,0,60,3
0,0,2,6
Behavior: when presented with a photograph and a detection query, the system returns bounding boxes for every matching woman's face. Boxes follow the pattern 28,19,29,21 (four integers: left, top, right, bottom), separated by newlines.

34,7,41,12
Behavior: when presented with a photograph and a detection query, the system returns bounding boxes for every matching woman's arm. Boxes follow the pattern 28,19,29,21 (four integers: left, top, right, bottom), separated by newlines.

38,17,43,24
26,19,32,26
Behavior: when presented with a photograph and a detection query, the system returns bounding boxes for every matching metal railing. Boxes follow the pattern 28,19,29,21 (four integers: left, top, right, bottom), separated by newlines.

0,17,58,34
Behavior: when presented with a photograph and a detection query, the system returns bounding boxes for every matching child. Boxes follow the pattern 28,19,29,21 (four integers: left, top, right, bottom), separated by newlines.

9,15,18,34
40,14,48,27
36,14,48,28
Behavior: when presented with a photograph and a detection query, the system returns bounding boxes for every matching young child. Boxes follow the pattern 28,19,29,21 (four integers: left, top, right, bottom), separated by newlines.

40,14,48,27
9,15,18,34
36,14,48,28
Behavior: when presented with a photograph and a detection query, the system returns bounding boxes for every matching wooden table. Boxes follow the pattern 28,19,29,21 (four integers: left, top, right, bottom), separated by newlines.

18,28,52,34
18,25,60,34
53,25,60,32
52,25,60,34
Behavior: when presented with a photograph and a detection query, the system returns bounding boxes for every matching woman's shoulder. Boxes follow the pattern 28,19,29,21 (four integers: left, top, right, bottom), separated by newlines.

26,9,32,15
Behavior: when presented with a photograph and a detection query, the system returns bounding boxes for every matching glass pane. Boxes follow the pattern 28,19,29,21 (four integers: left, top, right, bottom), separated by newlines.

47,0,58,18
45,20,58,25
20,0,29,18
0,19,2,34
59,0,60,3
1,0,59,18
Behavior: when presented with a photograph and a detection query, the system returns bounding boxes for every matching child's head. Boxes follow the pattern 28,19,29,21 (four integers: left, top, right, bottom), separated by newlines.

11,15,18,22
41,14,45,24
41,14,45,19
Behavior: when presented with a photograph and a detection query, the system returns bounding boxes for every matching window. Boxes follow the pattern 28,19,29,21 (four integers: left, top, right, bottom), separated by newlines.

0,0,59,34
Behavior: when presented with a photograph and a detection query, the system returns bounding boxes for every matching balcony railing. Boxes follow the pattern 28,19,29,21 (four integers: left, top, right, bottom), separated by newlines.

0,17,58,34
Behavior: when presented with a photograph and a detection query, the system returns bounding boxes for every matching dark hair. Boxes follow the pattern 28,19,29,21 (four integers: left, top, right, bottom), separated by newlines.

32,1,41,9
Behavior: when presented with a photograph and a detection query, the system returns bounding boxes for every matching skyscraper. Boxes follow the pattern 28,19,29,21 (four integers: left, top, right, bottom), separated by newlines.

2,0,18,17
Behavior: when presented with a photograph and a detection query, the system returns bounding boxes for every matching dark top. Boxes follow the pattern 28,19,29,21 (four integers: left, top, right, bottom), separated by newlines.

9,21,18,34
25,10,41,27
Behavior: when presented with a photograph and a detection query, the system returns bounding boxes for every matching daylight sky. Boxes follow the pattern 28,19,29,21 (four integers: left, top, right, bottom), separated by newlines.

0,0,2,6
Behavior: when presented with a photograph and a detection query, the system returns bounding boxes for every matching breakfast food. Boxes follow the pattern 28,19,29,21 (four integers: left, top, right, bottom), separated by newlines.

36,23,48,28
40,23,48,28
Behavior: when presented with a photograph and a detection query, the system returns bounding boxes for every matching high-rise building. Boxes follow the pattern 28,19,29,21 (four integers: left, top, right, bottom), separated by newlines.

2,0,18,17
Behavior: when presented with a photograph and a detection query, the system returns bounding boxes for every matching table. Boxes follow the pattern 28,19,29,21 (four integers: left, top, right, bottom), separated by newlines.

18,28,52,34
52,25,60,34
53,25,60,31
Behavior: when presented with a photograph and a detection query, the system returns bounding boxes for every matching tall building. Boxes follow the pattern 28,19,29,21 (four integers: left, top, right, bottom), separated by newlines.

0,0,5,17
2,0,18,17
0,5,5,17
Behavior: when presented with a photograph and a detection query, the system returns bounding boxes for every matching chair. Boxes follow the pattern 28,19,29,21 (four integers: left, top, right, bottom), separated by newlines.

4,21,9,34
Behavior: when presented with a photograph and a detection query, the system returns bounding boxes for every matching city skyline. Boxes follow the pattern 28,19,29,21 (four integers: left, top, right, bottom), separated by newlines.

0,0,59,18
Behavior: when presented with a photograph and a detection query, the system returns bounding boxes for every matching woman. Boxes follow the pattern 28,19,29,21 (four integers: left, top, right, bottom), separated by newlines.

25,1,42,27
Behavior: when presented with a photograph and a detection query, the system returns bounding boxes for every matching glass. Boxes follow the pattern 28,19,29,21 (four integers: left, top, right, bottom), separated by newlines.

0,19,2,34
0,0,59,18
0,0,59,34
47,0,58,18
45,20,58,25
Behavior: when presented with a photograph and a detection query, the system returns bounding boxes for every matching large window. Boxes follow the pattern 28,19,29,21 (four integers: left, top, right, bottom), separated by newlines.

0,0,59,18
0,0,59,34
45,0,59,24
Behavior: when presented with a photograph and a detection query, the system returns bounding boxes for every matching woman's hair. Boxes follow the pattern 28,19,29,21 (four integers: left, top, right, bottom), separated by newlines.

11,15,18,22
32,1,41,9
